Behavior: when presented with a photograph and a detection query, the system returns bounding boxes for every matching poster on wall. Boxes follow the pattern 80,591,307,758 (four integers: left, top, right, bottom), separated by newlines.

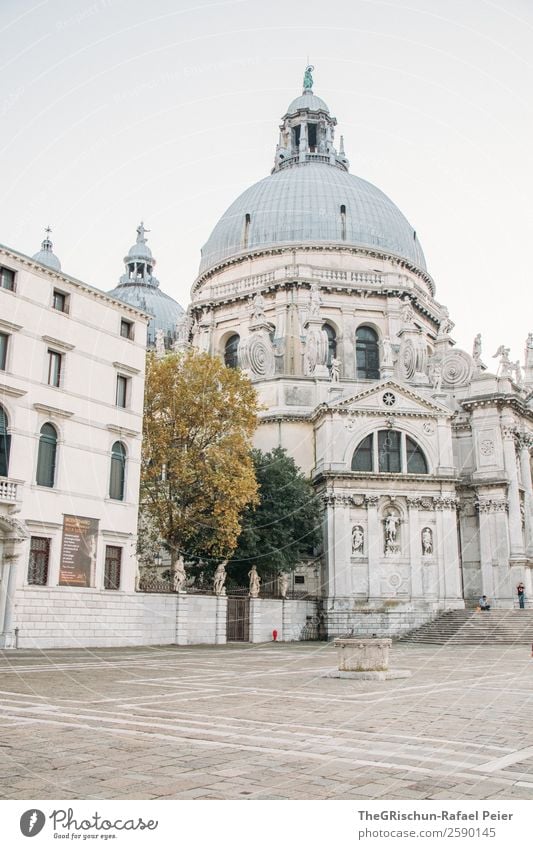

58,515,99,587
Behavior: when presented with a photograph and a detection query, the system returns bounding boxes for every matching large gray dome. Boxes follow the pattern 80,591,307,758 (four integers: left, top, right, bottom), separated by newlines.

199,163,426,274
108,281,184,347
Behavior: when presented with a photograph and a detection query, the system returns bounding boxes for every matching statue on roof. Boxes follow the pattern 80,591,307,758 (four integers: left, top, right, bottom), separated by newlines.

137,221,149,243
303,65,314,91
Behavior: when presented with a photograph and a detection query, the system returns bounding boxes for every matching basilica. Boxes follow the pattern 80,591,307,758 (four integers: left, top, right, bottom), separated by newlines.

172,68,533,635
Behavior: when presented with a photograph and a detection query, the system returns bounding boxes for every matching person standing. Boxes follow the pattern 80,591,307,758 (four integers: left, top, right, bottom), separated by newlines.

517,582,525,609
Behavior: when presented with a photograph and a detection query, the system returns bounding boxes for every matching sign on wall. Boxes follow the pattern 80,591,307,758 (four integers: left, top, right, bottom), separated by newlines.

58,515,99,587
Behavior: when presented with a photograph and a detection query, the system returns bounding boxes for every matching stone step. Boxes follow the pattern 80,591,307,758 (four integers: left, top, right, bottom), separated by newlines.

400,609,533,645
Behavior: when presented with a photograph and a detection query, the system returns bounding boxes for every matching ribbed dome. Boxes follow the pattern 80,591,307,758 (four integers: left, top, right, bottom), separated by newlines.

108,282,184,347
199,163,426,274
286,92,330,114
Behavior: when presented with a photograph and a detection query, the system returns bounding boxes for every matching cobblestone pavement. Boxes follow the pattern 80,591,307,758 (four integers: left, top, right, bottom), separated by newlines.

0,641,532,800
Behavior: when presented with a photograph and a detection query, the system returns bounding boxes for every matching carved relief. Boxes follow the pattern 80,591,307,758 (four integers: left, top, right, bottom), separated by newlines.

479,439,495,457
239,331,275,378
440,350,474,388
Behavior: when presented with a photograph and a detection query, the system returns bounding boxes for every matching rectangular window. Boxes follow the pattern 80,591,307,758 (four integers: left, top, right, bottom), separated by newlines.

115,374,129,408
104,545,122,590
294,575,305,585
0,267,15,291
27,537,50,585
47,349,62,387
0,333,8,370
378,430,401,473
120,319,133,339
52,289,68,313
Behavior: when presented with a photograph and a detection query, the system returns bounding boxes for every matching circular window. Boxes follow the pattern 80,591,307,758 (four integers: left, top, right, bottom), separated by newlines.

382,392,396,407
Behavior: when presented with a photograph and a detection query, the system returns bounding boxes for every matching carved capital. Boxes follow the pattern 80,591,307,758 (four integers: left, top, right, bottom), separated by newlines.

476,499,508,514
406,496,422,509
433,496,458,511
364,495,380,508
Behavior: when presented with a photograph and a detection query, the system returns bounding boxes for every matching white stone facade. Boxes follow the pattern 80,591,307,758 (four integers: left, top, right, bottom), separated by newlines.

188,79,533,636
0,242,149,647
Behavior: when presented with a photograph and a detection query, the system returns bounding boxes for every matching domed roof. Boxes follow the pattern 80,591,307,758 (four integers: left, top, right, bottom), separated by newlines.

108,282,184,347
199,162,426,274
286,92,330,114
32,230,61,271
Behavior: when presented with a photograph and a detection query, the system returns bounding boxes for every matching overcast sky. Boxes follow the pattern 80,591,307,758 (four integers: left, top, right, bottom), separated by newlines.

1,0,532,364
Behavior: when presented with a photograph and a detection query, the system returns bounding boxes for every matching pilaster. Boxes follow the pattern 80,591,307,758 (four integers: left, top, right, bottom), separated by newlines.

406,497,423,601
502,424,524,559
365,495,380,600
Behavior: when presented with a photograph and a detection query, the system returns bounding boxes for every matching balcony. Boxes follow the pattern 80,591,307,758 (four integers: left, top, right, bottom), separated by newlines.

0,477,19,503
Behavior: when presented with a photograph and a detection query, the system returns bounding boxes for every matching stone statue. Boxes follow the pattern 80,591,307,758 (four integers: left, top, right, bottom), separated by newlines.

493,345,512,378
384,514,400,555
473,333,482,362
303,64,314,91
173,555,187,593
513,360,523,387
330,357,341,382
308,283,322,318
381,337,394,367
526,333,533,368
250,291,266,322
155,328,165,358
213,560,227,596
279,573,289,599
401,296,414,325
352,525,364,555
431,362,443,393
248,565,261,598
421,527,433,556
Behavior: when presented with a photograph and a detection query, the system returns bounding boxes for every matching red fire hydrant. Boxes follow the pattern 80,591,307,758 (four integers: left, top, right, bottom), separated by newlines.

272,629,278,641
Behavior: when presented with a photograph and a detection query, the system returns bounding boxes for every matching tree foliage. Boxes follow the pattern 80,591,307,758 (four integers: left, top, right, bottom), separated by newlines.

140,349,259,565
230,447,322,582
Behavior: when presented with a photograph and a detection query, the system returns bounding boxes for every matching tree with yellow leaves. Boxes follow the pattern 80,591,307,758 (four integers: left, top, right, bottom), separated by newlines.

140,349,259,573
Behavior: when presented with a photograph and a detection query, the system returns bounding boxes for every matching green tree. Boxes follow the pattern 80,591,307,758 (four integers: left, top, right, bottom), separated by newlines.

230,447,322,583
140,349,259,572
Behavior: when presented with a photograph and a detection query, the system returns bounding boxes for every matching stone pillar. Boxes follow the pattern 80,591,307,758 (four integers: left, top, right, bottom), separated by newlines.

407,497,423,602
434,497,463,604
215,595,227,645
175,593,188,646
249,597,260,643
518,435,533,559
331,494,352,599
365,495,380,600
282,598,290,642
502,424,524,559
0,555,18,647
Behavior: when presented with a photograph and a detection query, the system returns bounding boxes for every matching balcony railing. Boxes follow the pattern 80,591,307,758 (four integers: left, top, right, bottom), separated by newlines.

0,478,18,503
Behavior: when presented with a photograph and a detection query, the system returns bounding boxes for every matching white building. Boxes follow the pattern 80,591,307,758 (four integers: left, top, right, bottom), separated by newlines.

0,232,149,648
189,69,533,636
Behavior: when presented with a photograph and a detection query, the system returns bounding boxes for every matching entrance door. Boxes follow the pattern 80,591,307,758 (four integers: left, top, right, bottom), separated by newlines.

226,596,249,641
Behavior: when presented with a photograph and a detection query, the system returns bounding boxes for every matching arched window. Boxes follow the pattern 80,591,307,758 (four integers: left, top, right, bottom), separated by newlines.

224,334,240,369
0,405,10,477
323,324,337,368
110,441,126,501
351,430,428,475
36,423,57,487
356,326,380,379
406,436,428,474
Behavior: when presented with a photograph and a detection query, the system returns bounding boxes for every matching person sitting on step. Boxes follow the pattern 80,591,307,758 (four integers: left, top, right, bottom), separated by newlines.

479,595,491,611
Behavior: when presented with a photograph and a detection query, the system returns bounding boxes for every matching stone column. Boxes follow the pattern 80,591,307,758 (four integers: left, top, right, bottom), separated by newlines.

282,598,290,642
249,597,260,643
215,595,227,645
365,495,381,600
502,424,524,559
175,593,188,646
518,435,533,559
407,497,423,602
434,497,463,604
331,494,353,600
0,555,18,647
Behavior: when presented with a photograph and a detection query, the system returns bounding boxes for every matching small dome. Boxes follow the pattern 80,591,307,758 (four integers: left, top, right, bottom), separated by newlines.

108,283,184,347
286,92,330,114
32,232,61,271
127,240,152,260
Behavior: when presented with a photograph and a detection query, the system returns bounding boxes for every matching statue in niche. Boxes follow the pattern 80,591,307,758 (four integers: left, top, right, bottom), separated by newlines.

173,555,187,593
384,513,400,555
352,525,364,555
248,565,261,598
330,357,341,382
493,345,512,378
279,573,289,599
421,527,433,556
213,560,227,596
308,283,322,318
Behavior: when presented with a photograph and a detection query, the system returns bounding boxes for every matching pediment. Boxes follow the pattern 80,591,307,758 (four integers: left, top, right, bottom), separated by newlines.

327,379,452,418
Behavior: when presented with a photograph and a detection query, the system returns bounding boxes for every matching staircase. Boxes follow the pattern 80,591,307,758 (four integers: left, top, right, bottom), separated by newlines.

400,609,533,645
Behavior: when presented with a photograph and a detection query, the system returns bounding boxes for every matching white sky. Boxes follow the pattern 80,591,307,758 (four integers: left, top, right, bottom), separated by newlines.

1,0,532,364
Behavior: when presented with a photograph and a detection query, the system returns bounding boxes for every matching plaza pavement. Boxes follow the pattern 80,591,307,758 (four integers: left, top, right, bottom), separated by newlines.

0,641,532,800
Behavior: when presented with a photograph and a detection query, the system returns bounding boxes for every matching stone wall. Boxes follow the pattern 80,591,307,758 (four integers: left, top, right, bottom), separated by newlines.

324,604,442,639
11,588,318,649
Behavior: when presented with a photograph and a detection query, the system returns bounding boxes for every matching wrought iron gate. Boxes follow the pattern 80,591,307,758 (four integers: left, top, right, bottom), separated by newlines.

226,596,250,641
